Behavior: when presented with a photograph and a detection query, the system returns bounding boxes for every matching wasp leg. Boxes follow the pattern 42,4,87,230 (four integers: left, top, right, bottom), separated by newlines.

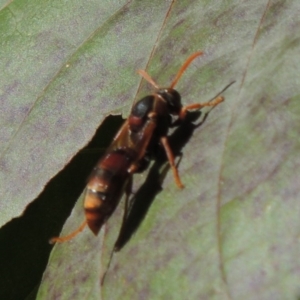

49,220,87,244
135,112,157,161
160,136,184,189
121,176,132,234
127,113,157,174
179,96,224,120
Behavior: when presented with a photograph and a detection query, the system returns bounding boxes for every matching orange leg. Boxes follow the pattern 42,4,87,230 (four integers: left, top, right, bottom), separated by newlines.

160,136,184,189
179,96,224,120
128,112,157,174
49,220,87,244
123,176,132,219
127,163,139,174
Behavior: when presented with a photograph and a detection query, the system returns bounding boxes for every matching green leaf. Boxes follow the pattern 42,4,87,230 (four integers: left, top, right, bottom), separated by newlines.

1,0,300,299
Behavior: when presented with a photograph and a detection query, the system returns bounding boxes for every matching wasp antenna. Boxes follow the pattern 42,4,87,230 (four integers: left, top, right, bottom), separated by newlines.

170,51,203,89
49,220,87,244
137,69,160,89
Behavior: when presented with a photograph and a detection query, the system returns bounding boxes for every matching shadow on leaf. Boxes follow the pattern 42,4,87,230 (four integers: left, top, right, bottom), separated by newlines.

112,81,235,253
113,109,210,252
0,115,123,300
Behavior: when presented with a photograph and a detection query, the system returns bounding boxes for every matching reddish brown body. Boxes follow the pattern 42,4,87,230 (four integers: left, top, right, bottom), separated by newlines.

51,52,225,243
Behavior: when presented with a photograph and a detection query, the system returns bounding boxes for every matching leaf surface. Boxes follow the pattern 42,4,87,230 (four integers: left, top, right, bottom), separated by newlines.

0,0,299,299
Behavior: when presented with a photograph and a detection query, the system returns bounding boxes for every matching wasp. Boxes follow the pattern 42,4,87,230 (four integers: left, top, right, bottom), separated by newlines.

50,52,224,243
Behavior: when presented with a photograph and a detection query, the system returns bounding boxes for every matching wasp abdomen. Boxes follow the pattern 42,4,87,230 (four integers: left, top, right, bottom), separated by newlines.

84,150,132,235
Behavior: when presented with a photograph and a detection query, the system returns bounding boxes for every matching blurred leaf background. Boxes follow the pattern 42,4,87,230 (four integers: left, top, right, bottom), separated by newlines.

0,0,300,299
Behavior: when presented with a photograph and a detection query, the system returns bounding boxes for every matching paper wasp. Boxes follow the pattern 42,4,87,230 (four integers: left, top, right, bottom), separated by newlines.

50,51,224,243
